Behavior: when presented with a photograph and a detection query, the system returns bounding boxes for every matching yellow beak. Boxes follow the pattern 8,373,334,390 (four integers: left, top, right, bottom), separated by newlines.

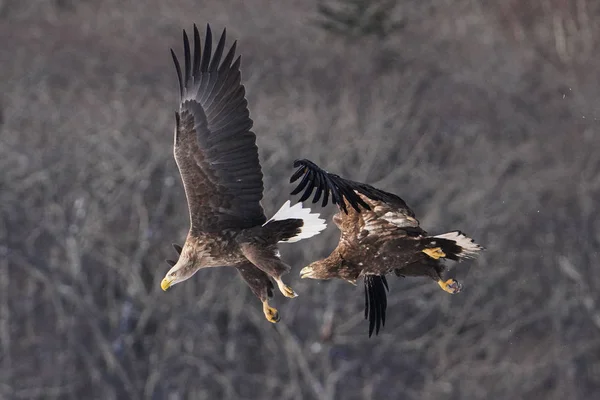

299,266,313,279
161,277,173,291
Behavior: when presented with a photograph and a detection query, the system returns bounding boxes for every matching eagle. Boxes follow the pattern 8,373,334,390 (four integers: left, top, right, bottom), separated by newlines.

290,159,483,336
160,25,326,324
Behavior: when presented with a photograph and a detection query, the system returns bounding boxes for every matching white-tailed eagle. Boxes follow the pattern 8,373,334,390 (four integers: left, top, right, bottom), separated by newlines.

290,159,483,336
161,25,326,323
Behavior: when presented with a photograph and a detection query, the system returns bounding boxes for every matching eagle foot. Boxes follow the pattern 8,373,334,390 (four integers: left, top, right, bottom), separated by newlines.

437,278,462,294
423,247,446,260
275,278,298,298
262,300,280,323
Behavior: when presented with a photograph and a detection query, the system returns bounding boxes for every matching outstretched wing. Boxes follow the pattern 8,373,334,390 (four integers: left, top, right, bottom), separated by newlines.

171,24,266,234
290,159,413,215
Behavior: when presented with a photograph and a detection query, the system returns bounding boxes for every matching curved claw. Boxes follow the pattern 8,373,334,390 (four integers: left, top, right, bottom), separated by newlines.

276,278,298,298
262,300,280,323
438,278,462,294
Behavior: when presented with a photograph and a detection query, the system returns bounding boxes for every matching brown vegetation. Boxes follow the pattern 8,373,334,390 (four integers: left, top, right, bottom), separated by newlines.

1,0,599,398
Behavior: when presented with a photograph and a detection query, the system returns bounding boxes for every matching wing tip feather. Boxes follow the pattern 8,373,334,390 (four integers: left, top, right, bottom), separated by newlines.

289,159,369,214
289,159,414,216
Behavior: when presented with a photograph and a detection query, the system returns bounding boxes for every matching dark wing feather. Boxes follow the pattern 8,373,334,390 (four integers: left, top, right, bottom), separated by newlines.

290,159,413,215
364,275,389,337
171,24,266,233
172,243,182,255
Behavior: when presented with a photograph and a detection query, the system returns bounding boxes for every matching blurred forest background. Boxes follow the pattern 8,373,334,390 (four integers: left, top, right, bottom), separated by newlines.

1,0,599,399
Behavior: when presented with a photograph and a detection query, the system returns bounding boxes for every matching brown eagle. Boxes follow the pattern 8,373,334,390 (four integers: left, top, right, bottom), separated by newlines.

160,25,326,323
290,159,483,336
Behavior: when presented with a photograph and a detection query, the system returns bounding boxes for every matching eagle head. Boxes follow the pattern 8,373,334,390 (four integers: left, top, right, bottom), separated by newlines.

300,260,337,280
160,251,198,291
300,253,357,283
299,264,318,279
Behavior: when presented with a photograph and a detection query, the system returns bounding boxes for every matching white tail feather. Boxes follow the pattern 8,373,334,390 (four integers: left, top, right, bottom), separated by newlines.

434,231,483,258
264,200,327,243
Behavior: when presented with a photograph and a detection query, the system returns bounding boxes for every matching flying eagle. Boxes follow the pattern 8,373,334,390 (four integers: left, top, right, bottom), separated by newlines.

160,25,326,323
290,159,483,336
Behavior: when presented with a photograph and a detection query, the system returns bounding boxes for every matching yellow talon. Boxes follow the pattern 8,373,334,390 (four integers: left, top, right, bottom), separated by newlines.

262,300,280,323
423,247,446,260
276,278,298,298
437,278,462,294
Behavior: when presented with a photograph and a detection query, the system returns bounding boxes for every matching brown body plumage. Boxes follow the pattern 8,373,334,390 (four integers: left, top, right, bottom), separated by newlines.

291,159,483,336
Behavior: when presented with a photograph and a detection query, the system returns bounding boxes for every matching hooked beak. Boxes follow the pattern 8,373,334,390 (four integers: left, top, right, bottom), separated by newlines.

161,277,174,291
300,266,314,279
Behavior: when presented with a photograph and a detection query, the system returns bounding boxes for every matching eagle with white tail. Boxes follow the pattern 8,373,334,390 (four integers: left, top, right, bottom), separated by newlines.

160,25,326,323
290,159,483,337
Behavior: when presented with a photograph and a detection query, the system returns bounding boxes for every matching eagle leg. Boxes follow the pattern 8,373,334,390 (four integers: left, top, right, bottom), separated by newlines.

262,300,280,323
274,277,298,298
238,243,297,298
235,262,281,321
437,278,462,294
